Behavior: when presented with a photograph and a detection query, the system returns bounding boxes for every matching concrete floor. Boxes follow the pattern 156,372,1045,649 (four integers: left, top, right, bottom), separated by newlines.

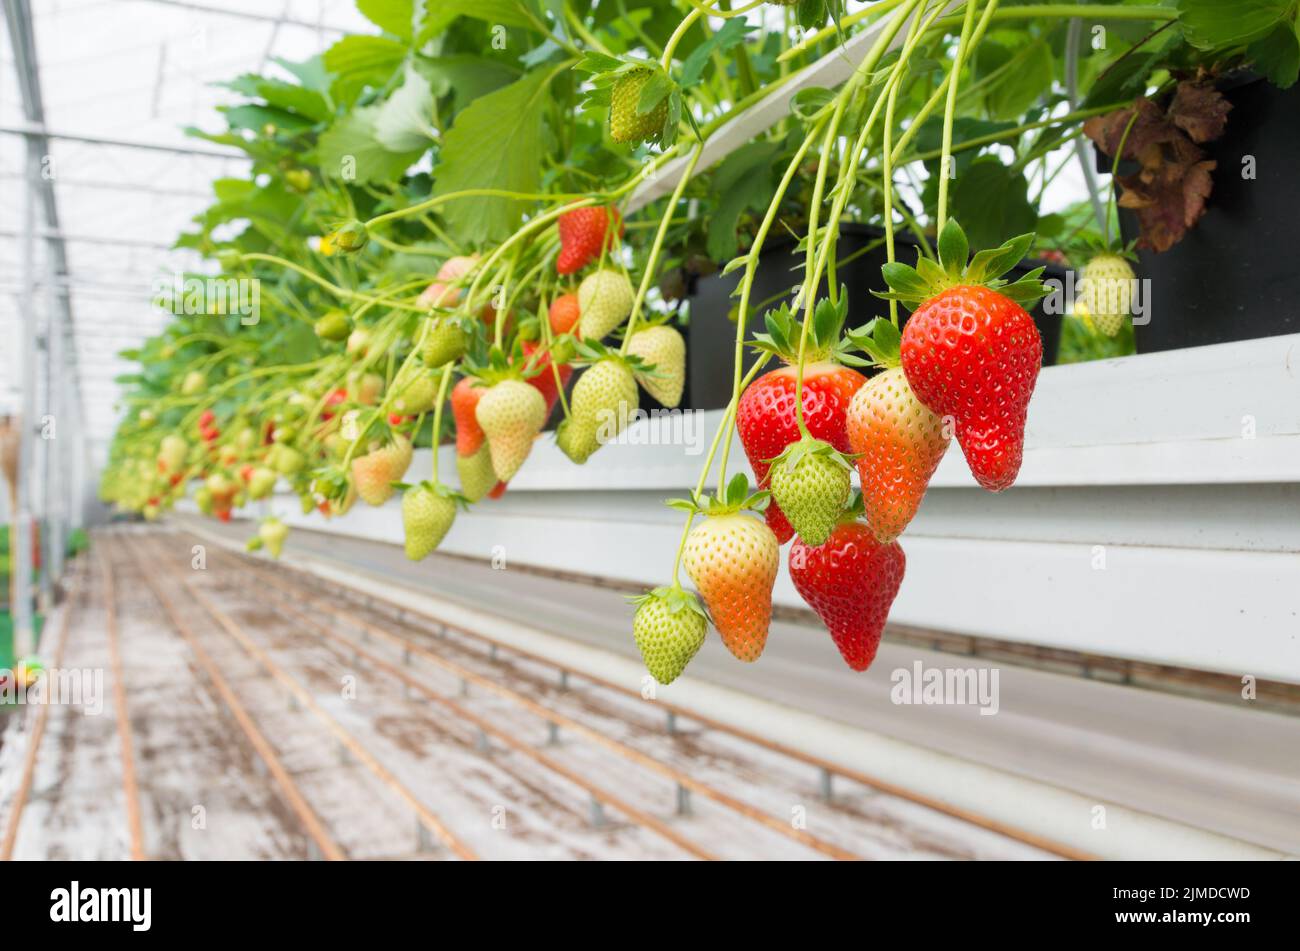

186,515,1300,856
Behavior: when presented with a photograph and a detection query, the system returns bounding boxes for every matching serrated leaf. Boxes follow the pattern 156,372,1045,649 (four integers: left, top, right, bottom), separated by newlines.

317,107,426,183
422,0,545,36
323,35,408,105
357,0,414,40
680,17,753,87
950,158,1037,251
413,54,520,107
431,68,555,243
1177,0,1292,50
374,63,436,151
706,140,780,261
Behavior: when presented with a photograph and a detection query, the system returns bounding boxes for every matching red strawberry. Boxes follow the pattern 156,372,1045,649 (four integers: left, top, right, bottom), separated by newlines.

737,299,865,544
887,221,1046,492
549,293,581,336
556,205,623,275
789,511,905,671
521,340,573,415
451,377,487,457
453,377,511,500
321,387,347,421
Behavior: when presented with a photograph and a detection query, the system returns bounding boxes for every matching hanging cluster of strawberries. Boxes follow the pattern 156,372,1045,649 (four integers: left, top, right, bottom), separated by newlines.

634,222,1048,684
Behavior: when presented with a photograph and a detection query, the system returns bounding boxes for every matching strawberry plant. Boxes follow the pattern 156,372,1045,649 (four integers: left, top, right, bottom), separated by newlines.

99,1,1297,686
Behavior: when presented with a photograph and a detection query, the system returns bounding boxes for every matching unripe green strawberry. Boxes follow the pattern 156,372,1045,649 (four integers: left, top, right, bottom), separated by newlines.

401,483,458,561
393,368,437,414
247,466,278,500
271,444,305,476
194,485,213,515
421,316,468,367
557,359,638,464
258,518,289,558
631,586,708,685
684,511,779,663
314,310,350,341
456,444,498,503
475,380,547,481
351,435,413,506
157,434,188,473
767,438,852,547
180,371,205,396
1079,253,1135,337
610,68,669,144
625,324,686,408
577,269,634,340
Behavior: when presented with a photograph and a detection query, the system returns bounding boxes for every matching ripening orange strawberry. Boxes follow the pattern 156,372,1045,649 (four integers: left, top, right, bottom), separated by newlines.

678,475,779,663
351,434,413,506
846,366,948,543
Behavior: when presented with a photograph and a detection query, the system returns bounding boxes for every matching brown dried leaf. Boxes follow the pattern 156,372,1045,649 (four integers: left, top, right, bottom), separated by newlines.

1168,81,1232,144
1117,158,1216,253
1084,89,1227,252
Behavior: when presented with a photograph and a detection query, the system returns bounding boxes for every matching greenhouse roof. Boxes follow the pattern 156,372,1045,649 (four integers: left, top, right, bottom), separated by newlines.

0,0,371,461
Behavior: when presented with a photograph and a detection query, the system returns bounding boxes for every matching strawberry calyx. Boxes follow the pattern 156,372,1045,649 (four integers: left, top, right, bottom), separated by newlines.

394,479,470,509
627,584,708,619
764,435,854,472
576,54,685,147
667,472,770,517
571,338,650,374
876,219,1049,310
749,292,854,366
844,316,901,369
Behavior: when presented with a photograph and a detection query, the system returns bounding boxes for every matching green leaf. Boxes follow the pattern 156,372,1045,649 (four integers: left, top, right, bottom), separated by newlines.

220,103,314,133
978,39,1053,120
791,87,836,121
422,0,545,36
575,52,625,74
412,54,519,108
317,107,426,183
1247,23,1300,88
1082,51,1161,109
432,67,555,244
950,158,1037,252
272,55,333,96
357,0,414,40
1177,0,1293,50
638,70,674,115
706,140,780,261
937,219,968,278
219,75,332,123
323,35,408,105
374,63,436,151
680,17,754,88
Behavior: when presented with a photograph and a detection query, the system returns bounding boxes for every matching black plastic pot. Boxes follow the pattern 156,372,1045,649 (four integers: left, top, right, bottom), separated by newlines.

1115,78,1300,353
686,223,1065,411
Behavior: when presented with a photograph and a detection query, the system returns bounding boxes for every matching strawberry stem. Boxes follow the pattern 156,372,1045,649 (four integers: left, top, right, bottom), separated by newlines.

429,364,453,485
936,0,984,237
620,143,703,356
